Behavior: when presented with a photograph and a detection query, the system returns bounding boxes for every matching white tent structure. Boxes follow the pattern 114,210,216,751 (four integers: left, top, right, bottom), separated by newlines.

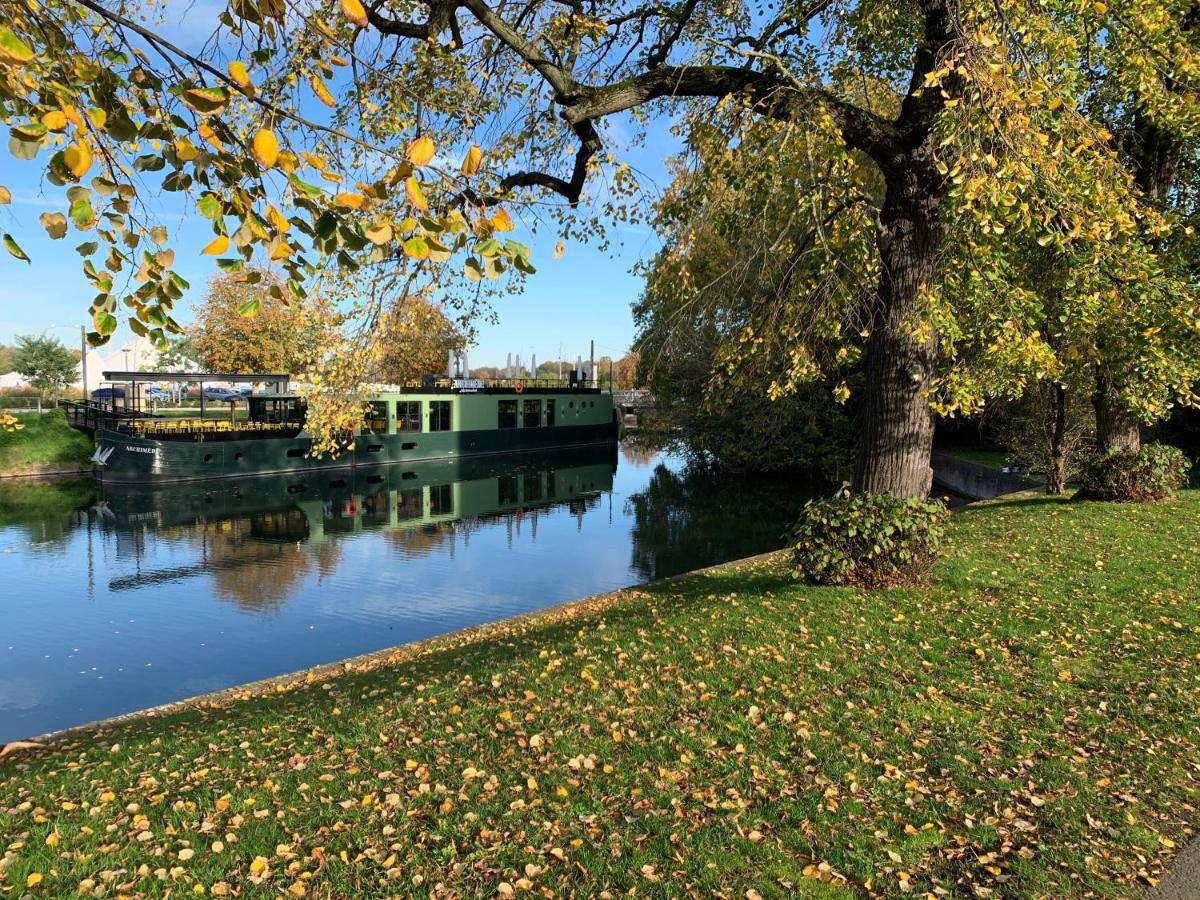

80,334,158,397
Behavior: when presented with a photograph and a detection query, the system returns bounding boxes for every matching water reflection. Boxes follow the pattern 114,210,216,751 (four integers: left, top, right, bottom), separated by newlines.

0,444,821,740
95,446,616,611
626,462,822,581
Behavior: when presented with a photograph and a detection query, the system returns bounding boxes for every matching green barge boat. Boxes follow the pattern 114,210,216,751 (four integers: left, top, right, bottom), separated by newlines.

63,370,618,484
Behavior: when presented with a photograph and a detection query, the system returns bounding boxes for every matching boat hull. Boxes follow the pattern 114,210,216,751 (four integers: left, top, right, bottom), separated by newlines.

92,420,619,483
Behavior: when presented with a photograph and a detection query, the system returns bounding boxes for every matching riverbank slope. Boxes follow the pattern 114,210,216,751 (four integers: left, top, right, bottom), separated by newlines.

3,493,1199,897
0,409,92,477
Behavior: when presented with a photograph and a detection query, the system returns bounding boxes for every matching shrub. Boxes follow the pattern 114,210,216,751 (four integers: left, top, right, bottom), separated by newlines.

790,489,950,588
1077,443,1192,503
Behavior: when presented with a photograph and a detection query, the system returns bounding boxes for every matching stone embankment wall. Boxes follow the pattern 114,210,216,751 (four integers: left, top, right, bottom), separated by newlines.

931,452,1039,501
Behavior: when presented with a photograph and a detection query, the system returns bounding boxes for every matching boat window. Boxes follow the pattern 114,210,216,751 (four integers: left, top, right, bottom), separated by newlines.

397,488,423,520
523,472,542,502
250,397,306,426
498,474,518,506
429,483,453,515
429,400,452,432
545,399,555,427
366,401,389,433
498,399,518,429
397,401,421,432
522,398,541,428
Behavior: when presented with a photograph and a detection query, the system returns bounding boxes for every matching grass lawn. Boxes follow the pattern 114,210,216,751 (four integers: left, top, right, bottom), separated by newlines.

3,494,1200,897
0,409,93,473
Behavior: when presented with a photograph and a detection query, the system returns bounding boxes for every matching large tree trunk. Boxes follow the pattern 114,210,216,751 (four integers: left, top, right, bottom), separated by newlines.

853,157,943,498
1093,374,1141,454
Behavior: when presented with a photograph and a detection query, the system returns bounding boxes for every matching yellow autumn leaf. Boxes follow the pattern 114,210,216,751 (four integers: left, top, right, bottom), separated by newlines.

249,856,269,876
63,141,92,178
175,138,199,162
228,61,254,97
407,135,435,167
268,238,293,261
198,123,224,151
202,235,230,255
405,176,428,211
491,208,514,232
340,0,368,26
554,239,564,259
252,129,279,168
310,75,335,108
26,873,43,887
266,204,291,232
40,110,68,132
460,144,483,176
277,151,298,174
363,220,393,245
333,192,365,210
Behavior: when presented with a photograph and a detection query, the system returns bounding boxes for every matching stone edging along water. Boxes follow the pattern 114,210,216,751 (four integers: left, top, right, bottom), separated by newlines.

6,549,786,752
0,463,91,480
931,451,1039,501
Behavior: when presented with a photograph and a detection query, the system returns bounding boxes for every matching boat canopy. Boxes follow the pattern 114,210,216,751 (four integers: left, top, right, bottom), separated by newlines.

100,371,290,390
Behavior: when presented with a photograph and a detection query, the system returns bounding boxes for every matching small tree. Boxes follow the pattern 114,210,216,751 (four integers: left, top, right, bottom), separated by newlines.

992,383,1092,495
368,297,465,383
12,334,77,402
190,270,339,375
156,335,202,372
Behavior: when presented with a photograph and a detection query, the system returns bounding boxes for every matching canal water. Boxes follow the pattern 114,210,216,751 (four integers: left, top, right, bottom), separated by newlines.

0,443,822,742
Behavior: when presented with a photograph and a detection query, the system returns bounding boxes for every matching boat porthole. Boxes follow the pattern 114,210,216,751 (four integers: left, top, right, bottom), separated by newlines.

203,453,213,462
234,452,243,461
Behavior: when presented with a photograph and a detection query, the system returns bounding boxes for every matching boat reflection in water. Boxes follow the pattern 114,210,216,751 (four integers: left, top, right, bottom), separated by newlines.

97,445,617,611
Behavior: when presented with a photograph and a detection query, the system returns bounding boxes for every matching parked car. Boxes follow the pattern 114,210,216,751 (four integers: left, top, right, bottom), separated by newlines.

91,387,125,401
144,387,170,402
201,387,241,402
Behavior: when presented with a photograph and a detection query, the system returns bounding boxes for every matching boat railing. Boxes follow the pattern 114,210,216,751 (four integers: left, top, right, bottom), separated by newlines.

59,399,155,435
129,419,298,436
367,377,603,393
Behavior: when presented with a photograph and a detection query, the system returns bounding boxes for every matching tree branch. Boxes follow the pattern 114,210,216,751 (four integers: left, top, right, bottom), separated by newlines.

562,66,898,164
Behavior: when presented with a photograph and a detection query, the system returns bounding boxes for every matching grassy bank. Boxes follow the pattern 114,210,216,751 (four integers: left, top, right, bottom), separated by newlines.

0,409,92,474
3,494,1200,897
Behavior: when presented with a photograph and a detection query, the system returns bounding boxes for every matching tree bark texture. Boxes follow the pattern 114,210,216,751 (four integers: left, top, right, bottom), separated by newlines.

1093,375,1142,454
853,153,943,499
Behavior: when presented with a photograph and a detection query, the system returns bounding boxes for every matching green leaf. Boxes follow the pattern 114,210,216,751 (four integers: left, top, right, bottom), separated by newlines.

180,86,231,114
94,310,118,335
237,297,262,317
196,194,222,219
70,198,95,228
0,25,36,65
2,233,30,262
10,122,47,143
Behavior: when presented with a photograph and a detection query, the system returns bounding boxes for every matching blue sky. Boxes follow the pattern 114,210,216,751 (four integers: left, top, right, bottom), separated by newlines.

0,150,668,367
0,4,679,367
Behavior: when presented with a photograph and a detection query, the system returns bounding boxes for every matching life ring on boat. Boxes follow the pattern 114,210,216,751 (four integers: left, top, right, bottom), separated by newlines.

343,497,361,517
514,380,524,394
